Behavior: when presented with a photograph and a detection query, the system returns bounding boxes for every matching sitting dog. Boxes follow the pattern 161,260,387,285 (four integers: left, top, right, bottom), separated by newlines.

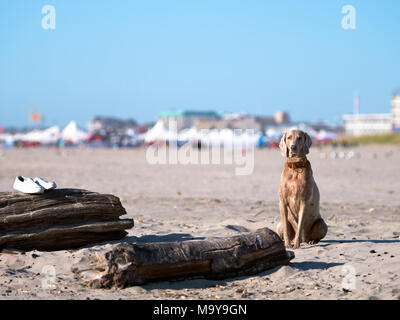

277,130,327,249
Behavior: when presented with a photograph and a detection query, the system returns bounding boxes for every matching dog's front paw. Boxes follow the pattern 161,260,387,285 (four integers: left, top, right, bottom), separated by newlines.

292,238,301,249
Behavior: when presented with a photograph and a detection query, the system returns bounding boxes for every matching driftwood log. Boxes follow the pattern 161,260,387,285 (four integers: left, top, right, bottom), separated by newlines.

0,189,133,251
72,227,294,288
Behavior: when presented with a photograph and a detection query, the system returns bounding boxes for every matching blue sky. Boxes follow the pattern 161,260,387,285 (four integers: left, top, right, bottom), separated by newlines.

1,0,399,128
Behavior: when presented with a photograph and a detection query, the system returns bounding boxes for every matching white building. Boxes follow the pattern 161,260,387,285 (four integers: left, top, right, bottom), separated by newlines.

342,93,400,136
392,94,400,131
342,113,392,136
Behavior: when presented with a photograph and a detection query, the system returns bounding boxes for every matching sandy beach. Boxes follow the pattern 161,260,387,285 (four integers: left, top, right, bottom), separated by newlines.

0,145,399,300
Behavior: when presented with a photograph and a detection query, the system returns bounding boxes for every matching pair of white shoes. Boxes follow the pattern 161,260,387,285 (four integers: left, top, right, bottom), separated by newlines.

13,176,57,194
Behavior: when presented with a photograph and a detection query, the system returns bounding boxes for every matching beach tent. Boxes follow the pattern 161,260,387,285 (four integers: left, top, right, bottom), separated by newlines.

10,126,61,145
42,126,61,144
31,126,60,144
61,121,88,144
144,120,168,143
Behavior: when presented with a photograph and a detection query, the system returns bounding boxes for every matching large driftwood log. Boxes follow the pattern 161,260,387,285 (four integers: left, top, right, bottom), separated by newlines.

72,228,294,288
0,189,133,251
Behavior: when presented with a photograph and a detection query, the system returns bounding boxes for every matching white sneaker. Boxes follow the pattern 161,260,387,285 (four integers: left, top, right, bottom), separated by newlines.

33,177,57,191
13,176,44,194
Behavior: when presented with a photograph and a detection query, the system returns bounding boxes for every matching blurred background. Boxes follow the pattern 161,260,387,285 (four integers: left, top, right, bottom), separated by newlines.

1,0,400,148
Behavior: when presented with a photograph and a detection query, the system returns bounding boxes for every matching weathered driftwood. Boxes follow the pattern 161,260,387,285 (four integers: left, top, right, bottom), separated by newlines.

0,189,133,251
72,227,294,288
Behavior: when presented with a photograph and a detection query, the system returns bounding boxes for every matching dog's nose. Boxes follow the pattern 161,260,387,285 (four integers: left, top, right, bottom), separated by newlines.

290,145,296,150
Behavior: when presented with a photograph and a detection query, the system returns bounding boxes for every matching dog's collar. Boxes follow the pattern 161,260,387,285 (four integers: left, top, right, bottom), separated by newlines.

286,157,308,169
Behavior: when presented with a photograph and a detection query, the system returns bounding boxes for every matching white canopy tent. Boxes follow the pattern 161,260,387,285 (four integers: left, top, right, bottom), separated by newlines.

61,121,88,144
144,120,168,143
0,126,61,145
23,126,61,144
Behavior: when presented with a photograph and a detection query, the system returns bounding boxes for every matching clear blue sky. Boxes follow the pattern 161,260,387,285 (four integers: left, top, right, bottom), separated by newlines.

1,0,399,128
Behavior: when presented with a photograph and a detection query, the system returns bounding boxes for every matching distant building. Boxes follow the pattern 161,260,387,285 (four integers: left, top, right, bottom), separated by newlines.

194,117,261,131
193,119,234,130
342,113,392,136
392,93,400,131
158,109,295,133
252,111,290,131
159,110,221,130
187,110,291,132
274,111,290,124
253,116,276,131
342,93,400,136
88,116,137,133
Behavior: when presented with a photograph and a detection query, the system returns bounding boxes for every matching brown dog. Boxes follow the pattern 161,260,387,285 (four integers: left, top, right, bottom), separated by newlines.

277,130,327,249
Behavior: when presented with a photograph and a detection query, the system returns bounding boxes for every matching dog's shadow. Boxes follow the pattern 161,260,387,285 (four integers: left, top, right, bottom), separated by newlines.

139,261,344,291
80,232,354,291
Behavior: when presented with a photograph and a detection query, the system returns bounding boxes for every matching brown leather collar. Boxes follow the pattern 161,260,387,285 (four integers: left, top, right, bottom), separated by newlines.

286,157,308,169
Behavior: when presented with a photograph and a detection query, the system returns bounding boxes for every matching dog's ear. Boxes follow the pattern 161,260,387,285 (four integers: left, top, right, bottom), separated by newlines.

303,132,312,154
279,133,288,157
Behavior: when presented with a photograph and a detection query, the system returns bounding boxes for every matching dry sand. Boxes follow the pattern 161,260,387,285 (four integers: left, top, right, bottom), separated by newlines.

0,145,399,300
